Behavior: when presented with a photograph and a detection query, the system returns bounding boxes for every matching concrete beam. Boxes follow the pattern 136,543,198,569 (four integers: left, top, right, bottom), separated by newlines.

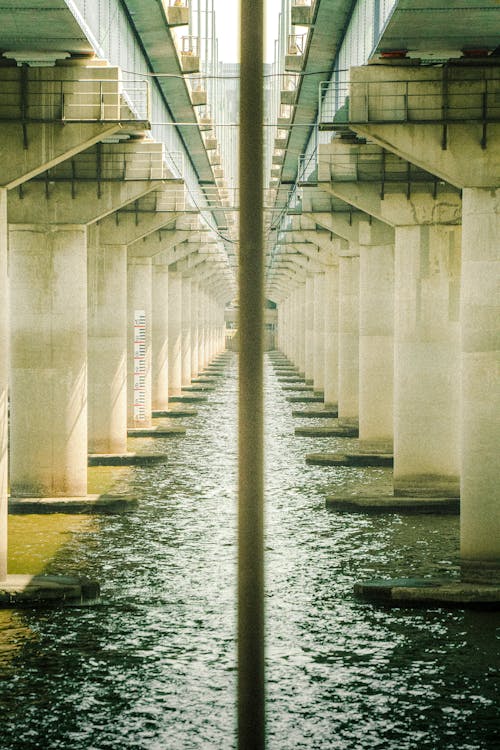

348,65,500,188
8,178,166,225
0,65,148,189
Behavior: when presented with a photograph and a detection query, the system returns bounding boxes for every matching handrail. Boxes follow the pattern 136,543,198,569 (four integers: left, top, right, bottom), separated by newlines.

318,75,500,127
0,74,150,123
287,34,306,56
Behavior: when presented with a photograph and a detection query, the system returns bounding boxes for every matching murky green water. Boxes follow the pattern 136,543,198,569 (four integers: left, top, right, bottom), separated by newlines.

0,353,498,749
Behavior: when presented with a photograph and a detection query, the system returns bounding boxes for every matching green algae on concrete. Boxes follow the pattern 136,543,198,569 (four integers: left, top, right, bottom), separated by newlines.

8,515,96,575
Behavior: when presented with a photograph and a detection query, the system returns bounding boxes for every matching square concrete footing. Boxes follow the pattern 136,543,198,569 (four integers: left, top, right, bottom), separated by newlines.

354,578,500,610
89,451,171,465
153,409,198,418
306,452,393,467
296,424,357,437
127,425,186,437
0,575,100,608
182,385,216,392
9,493,138,514
326,495,460,514
287,395,325,403
169,395,208,403
292,408,339,419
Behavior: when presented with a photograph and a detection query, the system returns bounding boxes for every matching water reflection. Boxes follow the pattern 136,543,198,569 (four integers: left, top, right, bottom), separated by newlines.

0,353,498,749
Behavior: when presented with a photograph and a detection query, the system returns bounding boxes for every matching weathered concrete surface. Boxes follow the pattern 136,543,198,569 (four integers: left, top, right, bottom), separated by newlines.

282,385,315,392
0,574,100,607
354,578,500,610
153,409,198,418
292,408,339,419
89,452,171,464
326,495,459,514
182,385,216,392
306,452,393,467
296,424,358,437
278,377,305,383
9,494,137,514
191,377,217,384
169,395,208,403
127,425,186,437
287,395,325,403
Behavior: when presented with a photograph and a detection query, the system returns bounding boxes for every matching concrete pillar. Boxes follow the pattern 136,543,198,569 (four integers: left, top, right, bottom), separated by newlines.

152,262,169,411
0,191,8,579
88,229,128,453
304,275,315,382
10,224,88,497
208,296,215,360
181,276,192,385
191,280,199,377
338,251,360,420
394,224,461,496
282,296,290,358
358,225,394,448
324,265,339,408
197,285,205,370
287,292,295,364
296,283,306,375
460,188,500,580
313,273,325,391
168,271,182,396
127,257,152,428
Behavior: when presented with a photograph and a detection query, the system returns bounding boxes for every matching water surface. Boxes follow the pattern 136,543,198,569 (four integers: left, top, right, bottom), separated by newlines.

0,354,498,749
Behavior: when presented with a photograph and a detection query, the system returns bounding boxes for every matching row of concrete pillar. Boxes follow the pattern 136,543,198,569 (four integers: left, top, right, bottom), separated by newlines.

0,197,226,582
276,188,498,580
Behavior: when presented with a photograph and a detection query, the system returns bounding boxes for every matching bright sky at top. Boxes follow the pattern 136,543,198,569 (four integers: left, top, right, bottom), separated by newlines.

213,0,282,63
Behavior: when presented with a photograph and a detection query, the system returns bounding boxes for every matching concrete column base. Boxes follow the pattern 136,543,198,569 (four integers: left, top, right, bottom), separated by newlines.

0,574,100,607
461,560,500,586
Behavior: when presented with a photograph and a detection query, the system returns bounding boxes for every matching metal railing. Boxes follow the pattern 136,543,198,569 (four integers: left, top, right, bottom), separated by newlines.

319,74,500,128
0,73,150,123
165,150,184,179
29,143,187,187
287,34,306,56
318,145,437,183
180,35,200,56
297,148,317,184
282,73,298,91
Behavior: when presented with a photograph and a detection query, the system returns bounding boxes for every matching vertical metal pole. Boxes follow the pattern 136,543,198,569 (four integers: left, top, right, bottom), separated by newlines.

238,0,265,748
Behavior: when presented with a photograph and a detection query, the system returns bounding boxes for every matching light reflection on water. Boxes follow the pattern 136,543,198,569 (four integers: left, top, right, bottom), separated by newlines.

0,353,499,749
